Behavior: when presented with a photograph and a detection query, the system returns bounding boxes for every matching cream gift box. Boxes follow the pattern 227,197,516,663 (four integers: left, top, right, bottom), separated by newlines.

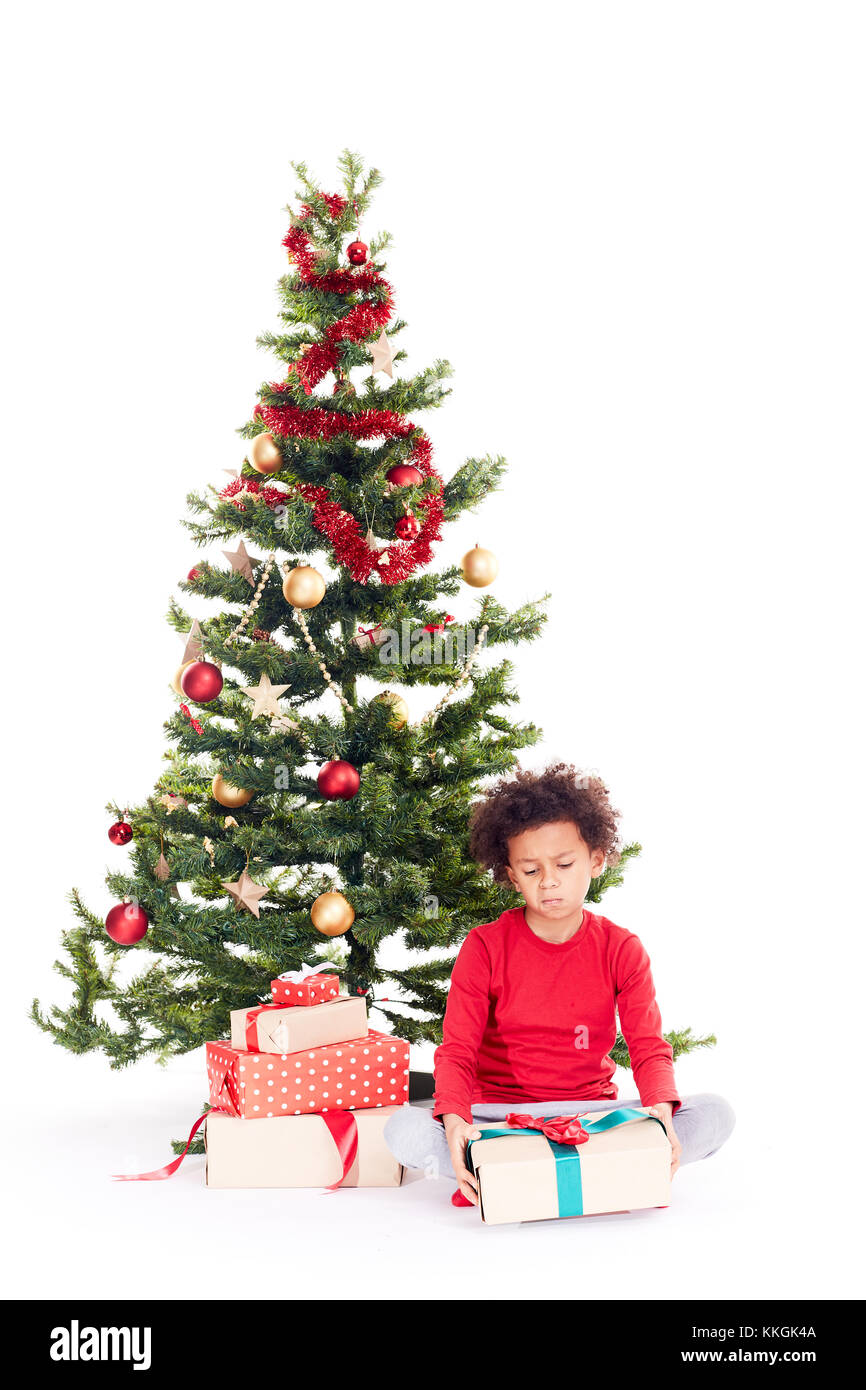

230,995,368,1054
466,1106,671,1225
204,1106,404,1188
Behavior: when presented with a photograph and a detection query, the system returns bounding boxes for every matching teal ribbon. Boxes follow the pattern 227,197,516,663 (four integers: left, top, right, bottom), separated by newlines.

466,1106,666,1218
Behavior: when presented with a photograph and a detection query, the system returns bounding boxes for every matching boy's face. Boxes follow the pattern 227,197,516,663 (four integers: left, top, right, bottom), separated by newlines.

505,819,605,921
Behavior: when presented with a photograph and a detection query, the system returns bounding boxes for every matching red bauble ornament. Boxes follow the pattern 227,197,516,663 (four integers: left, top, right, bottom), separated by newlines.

347,240,368,266
395,513,420,540
180,660,223,703
105,901,149,945
108,821,133,846
187,567,200,582
386,464,423,488
317,760,361,800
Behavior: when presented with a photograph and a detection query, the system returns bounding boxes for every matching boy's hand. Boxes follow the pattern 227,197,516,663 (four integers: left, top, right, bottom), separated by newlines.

648,1102,682,1178
441,1113,482,1203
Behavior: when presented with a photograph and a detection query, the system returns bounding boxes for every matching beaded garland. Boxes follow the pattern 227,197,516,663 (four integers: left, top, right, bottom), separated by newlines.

187,545,489,732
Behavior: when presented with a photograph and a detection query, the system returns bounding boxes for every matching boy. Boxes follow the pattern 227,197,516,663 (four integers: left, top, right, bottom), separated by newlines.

384,763,735,1204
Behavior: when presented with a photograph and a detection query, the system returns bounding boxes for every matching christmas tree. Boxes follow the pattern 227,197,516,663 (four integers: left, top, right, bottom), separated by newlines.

33,152,713,1075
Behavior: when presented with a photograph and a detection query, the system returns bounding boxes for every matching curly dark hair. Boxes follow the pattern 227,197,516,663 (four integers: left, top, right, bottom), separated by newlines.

469,762,622,884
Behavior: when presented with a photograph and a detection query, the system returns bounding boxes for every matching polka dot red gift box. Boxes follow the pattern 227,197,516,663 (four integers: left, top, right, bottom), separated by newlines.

270,972,340,1007
206,1029,410,1119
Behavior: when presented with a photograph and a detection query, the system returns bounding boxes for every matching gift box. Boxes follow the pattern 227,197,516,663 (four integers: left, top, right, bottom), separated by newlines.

349,623,386,651
230,995,367,1054
206,1029,410,1120
204,1106,404,1188
466,1107,671,1225
270,967,341,1007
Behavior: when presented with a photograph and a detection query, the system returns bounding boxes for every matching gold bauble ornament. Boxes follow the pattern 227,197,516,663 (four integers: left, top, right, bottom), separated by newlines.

211,773,255,808
374,690,409,729
248,432,283,475
282,565,326,609
310,890,355,937
461,545,499,588
171,660,196,695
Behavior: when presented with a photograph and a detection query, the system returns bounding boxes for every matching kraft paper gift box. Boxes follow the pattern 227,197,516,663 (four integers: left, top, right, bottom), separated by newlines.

466,1107,671,1225
348,623,387,651
230,995,368,1054
270,971,341,1007
204,1106,404,1188
206,1029,410,1119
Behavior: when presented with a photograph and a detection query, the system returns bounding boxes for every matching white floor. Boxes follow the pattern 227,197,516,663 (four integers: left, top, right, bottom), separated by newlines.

4,1035,853,1302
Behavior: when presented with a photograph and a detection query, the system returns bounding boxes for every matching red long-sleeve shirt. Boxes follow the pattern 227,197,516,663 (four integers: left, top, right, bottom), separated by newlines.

433,907,680,1122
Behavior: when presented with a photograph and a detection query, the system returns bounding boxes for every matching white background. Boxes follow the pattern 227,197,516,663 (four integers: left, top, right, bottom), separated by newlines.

2,0,864,1302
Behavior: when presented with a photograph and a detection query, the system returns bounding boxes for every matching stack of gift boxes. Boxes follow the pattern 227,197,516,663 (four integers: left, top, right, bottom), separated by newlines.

204,965,409,1189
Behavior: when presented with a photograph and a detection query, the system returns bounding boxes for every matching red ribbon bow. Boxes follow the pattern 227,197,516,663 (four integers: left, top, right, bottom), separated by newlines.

179,703,203,735
423,614,455,633
505,1113,590,1146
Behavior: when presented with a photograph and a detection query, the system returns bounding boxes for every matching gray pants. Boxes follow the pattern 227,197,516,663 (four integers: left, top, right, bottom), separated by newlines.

384,1092,735,1179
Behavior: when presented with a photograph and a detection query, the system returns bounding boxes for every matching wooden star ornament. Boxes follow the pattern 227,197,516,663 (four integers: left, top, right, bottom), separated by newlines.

221,868,269,919
241,673,290,719
223,540,257,586
368,329,393,378
181,620,204,666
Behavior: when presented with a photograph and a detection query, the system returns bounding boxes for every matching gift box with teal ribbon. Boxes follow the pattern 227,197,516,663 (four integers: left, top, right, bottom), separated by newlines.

465,1106,671,1225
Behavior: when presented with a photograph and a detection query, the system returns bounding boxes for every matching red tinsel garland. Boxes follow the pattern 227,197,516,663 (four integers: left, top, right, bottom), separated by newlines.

218,477,288,512
247,196,443,585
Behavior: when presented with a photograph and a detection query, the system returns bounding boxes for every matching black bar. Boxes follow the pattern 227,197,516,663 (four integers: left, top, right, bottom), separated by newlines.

5,1298,857,1373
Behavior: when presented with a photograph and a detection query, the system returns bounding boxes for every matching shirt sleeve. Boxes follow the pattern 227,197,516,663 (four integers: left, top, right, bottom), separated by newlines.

614,933,681,1115
432,929,492,1123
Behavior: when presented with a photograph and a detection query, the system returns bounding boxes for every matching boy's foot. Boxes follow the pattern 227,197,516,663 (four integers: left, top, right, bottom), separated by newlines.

451,1188,473,1207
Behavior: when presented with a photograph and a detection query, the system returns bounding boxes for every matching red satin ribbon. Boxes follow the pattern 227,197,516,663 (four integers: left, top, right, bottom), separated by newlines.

112,1109,213,1182
245,1002,277,1050
179,703,203,735
244,1001,304,1050
505,1112,590,1146
112,1057,239,1180
320,1112,359,1192
423,614,455,633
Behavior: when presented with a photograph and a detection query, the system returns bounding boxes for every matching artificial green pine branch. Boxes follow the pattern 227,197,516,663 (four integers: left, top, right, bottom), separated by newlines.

610,1027,718,1071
